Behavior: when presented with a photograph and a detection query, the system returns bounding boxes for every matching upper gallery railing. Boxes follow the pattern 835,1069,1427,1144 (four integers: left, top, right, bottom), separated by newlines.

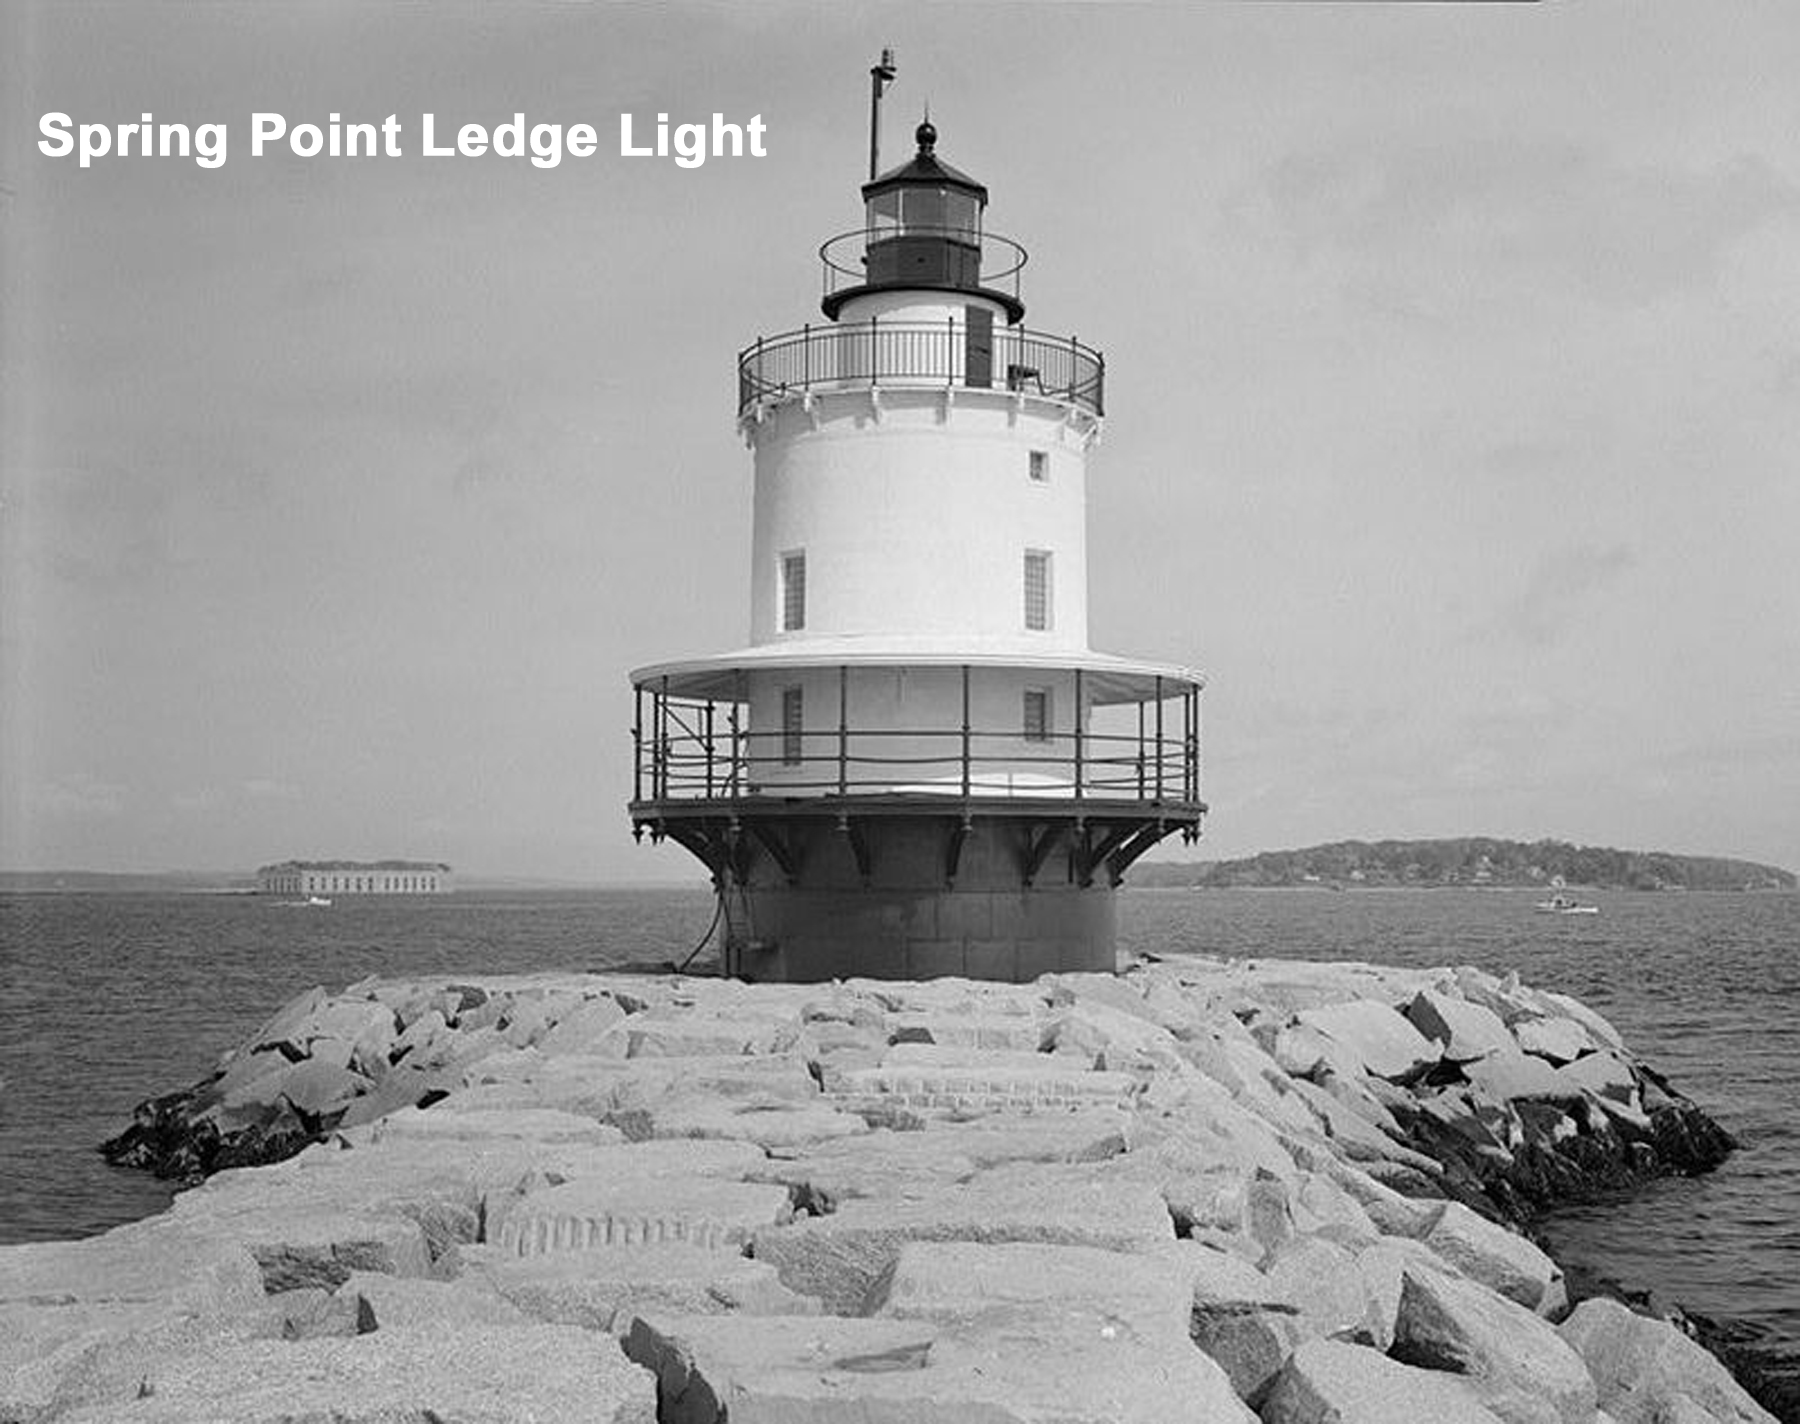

738,317,1105,418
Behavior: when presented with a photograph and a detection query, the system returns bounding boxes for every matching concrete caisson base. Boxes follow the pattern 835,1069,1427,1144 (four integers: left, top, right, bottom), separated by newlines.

727,884,1117,982
719,815,1119,983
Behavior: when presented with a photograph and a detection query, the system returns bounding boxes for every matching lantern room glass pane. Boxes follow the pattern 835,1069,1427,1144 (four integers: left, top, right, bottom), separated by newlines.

866,186,982,242
903,186,947,231
944,191,980,243
867,189,902,237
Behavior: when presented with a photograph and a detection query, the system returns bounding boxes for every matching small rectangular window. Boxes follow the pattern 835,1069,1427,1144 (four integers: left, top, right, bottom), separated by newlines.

1024,549,1052,631
1028,450,1048,482
781,552,806,631
1023,688,1051,742
781,685,804,766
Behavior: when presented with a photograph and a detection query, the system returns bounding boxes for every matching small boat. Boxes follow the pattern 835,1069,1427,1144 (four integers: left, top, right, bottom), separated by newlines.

1535,895,1598,915
279,895,333,907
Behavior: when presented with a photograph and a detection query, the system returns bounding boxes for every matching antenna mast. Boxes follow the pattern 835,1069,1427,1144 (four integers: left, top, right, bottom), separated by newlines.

869,47,897,180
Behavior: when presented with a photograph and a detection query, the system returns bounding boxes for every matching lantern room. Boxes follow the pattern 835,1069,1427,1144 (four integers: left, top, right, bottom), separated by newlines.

864,120,983,286
821,120,1027,322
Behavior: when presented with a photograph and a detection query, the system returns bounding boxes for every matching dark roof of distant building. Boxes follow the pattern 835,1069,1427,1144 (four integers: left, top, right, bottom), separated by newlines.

257,860,452,872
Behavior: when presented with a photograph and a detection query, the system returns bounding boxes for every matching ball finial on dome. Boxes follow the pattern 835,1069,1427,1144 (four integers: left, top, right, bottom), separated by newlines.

915,118,937,153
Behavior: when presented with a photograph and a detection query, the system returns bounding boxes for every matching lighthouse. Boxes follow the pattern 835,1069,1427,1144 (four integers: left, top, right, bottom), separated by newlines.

630,75,1204,982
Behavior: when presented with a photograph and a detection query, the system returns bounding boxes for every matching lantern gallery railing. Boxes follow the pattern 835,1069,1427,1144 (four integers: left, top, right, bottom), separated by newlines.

738,319,1105,418
819,226,1029,306
632,679,1200,811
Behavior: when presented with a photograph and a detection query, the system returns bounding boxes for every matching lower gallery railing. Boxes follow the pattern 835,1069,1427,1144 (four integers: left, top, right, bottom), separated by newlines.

632,683,1201,809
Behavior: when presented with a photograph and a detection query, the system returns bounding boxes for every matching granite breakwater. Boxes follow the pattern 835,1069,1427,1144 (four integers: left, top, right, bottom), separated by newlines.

2,954,1776,1422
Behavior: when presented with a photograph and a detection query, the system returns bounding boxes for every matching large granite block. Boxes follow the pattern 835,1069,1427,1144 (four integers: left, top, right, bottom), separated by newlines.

491,1176,794,1256
624,1305,1254,1424
457,1242,818,1335
56,1322,654,1422
1559,1296,1777,1424
1262,1337,1508,1423
1391,1264,1597,1424
753,1165,1174,1314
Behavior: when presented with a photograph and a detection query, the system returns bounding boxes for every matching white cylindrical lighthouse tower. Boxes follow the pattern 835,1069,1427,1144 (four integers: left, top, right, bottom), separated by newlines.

631,102,1203,982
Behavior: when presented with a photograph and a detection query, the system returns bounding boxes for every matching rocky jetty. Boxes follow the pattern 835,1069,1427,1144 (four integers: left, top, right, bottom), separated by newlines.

4,956,1775,1423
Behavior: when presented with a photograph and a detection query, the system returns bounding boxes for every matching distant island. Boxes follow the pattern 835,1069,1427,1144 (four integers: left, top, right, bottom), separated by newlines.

1135,837,1795,892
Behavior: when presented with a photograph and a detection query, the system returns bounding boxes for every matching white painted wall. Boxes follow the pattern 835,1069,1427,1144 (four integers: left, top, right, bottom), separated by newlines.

747,393,1092,652
833,290,1012,328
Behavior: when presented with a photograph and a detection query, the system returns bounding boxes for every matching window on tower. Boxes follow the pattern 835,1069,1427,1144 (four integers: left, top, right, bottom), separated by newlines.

781,685,804,766
1028,450,1048,483
1023,688,1052,743
1024,549,1052,631
781,551,806,631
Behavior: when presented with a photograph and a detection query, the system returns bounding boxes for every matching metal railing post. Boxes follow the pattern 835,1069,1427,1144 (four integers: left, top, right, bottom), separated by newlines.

1136,700,1145,799
704,700,715,799
1154,676,1164,803
838,665,849,796
960,665,971,798
1188,686,1200,803
1074,668,1084,799
1183,687,1192,803
633,684,643,802
730,684,742,797
656,676,670,799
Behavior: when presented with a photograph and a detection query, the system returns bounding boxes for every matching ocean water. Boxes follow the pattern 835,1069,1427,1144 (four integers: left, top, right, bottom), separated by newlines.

1122,886,1800,1375
2,885,1795,1384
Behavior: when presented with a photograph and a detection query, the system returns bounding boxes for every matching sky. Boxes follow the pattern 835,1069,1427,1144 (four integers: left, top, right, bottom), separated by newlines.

3,2,1798,882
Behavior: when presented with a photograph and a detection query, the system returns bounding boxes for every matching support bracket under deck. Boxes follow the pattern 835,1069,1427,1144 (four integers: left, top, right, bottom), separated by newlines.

1021,822,1065,888
944,814,972,886
1076,823,1134,889
748,820,804,886
1105,821,1172,887
837,815,874,886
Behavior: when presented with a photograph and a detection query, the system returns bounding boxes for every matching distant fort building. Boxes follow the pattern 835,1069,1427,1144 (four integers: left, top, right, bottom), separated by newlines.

256,861,452,896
